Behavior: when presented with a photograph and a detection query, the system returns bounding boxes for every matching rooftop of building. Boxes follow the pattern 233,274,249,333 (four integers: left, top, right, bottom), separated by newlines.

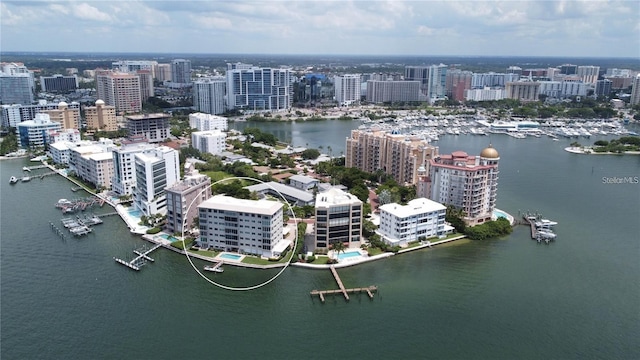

315,187,361,207
245,182,314,203
289,174,319,184
379,198,446,218
199,194,283,216
125,113,170,120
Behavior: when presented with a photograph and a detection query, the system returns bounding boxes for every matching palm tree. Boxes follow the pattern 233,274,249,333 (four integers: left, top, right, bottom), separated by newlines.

332,241,346,258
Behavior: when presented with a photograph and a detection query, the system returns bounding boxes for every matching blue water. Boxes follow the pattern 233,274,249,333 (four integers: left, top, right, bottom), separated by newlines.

159,234,177,242
128,209,142,217
494,209,508,219
337,251,362,260
219,253,242,260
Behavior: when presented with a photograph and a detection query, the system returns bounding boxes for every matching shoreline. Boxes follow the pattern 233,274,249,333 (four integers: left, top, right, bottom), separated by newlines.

564,146,640,155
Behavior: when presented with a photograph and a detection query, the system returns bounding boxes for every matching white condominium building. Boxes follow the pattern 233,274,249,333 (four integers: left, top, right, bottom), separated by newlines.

378,198,447,246
133,146,180,216
314,188,363,250
68,139,117,189
16,113,62,148
188,112,228,131
192,77,226,115
334,74,361,106
197,195,285,258
191,130,226,155
111,139,159,196
465,87,506,102
429,145,500,226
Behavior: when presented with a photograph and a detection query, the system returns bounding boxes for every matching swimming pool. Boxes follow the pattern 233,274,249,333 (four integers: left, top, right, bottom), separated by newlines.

337,251,362,260
494,209,508,219
159,234,178,242
128,209,142,217
219,253,242,261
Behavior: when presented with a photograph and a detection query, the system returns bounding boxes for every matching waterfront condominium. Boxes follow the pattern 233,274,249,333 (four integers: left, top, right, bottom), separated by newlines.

133,146,180,216
125,113,170,143
314,187,363,250
16,113,62,148
68,139,117,190
333,74,361,106
345,128,439,185
111,139,159,196
84,99,118,134
429,145,500,226
377,198,448,247
197,195,286,258
188,112,228,131
165,166,212,235
226,64,293,111
365,80,421,103
191,130,226,156
40,101,80,130
192,77,226,115
95,70,142,114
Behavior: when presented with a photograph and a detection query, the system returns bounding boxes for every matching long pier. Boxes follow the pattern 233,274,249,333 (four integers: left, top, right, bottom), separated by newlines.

523,216,538,239
310,265,378,303
113,243,162,271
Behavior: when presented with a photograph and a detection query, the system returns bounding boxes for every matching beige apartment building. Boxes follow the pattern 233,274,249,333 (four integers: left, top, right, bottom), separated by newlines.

41,101,80,130
84,99,118,133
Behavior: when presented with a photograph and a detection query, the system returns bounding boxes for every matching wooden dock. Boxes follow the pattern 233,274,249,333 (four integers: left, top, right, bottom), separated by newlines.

114,243,162,271
310,265,378,303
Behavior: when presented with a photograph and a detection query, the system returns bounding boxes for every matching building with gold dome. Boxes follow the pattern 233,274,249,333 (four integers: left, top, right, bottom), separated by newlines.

40,101,81,130
429,144,500,226
84,99,118,134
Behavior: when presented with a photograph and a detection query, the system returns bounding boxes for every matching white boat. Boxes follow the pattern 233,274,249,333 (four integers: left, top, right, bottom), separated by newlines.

9,176,18,184
535,219,558,228
21,176,31,182
22,167,31,172
538,230,557,239
204,265,224,273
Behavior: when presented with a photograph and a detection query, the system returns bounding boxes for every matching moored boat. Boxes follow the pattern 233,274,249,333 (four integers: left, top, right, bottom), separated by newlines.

204,265,224,273
21,176,31,182
9,176,18,184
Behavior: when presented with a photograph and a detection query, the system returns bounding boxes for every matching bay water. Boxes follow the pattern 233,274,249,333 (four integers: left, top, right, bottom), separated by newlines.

1,122,638,359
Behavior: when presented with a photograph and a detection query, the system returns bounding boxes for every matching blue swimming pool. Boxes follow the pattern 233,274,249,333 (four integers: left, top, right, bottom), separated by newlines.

337,251,361,260
128,209,142,217
494,209,508,219
219,253,242,261
159,234,178,242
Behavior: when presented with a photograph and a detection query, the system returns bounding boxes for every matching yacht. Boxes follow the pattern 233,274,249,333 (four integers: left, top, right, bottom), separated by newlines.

21,176,31,182
204,265,224,273
535,219,558,229
9,176,18,184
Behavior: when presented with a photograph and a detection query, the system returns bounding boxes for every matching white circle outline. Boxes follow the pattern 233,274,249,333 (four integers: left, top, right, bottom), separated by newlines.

181,176,299,291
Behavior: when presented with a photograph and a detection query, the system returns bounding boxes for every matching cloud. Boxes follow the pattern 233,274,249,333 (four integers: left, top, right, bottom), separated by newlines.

72,2,112,22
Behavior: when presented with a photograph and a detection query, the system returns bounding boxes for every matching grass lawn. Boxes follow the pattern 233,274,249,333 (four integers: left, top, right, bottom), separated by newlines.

188,249,219,257
309,256,330,265
367,247,384,256
202,171,234,182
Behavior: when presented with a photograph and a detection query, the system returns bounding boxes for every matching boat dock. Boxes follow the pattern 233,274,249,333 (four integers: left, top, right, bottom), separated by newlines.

310,265,378,303
114,243,162,271
55,197,106,214
522,212,558,244
23,165,48,171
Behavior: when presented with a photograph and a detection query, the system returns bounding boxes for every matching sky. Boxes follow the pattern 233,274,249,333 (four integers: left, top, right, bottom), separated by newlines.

1,0,639,57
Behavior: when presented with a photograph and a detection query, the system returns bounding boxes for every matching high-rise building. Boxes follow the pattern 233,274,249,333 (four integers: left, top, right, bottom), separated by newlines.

505,81,540,102
631,75,640,106
506,66,523,75
68,140,117,190
365,80,421,103
171,59,192,84
226,65,293,111
427,64,447,102
40,74,78,93
84,99,118,133
188,112,228,131
165,167,212,234
154,63,171,82
136,70,154,103
41,101,80,130
192,77,226,115
1,101,81,128
595,79,612,97
559,64,578,75
471,72,520,89
345,128,439,185
16,113,62,147
197,195,286,257
446,70,473,101
111,139,158,196
577,66,600,85
334,74,361,106
133,146,180,216
191,130,226,155
378,198,447,246
95,71,142,114
125,113,170,143
0,73,34,105
404,66,430,97
429,145,500,226
465,87,506,102
314,187,363,250
112,60,158,77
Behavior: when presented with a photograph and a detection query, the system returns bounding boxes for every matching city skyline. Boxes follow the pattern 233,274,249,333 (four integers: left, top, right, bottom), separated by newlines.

1,1,638,58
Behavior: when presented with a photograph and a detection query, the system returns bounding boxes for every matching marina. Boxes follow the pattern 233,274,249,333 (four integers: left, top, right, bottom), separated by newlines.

55,197,106,214
522,212,559,244
113,243,163,271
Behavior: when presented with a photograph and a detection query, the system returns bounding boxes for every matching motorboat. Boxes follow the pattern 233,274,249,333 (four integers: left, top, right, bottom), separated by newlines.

21,176,31,182
535,219,558,229
204,264,224,273
9,176,18,184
